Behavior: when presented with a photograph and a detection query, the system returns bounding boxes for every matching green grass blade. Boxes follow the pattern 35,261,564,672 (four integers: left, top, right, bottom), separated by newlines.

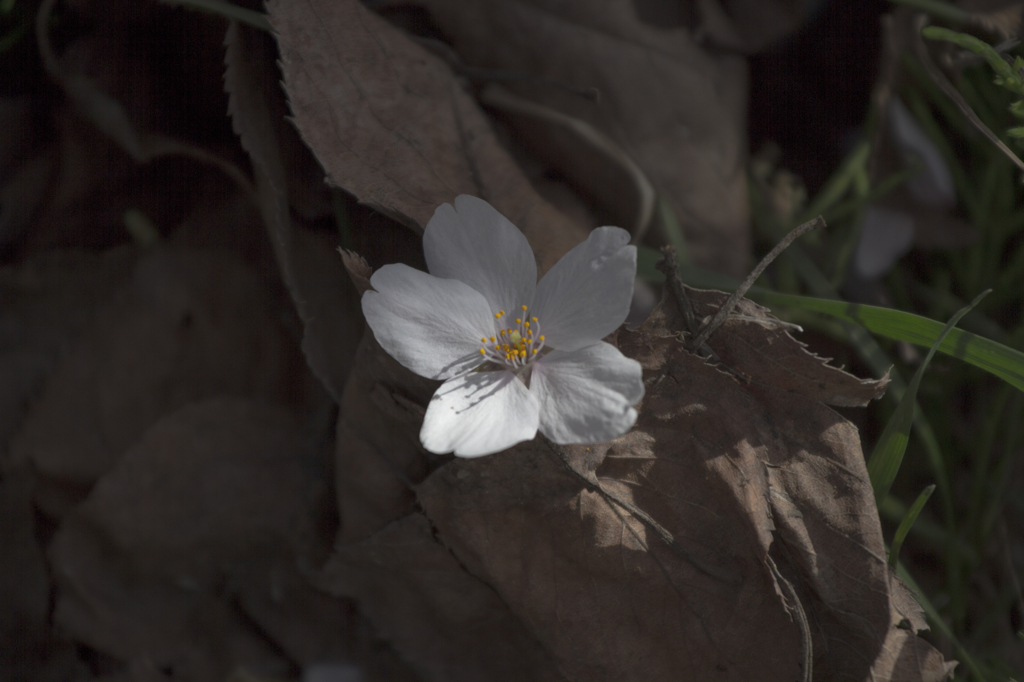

867,291,989,504
668,264,1024,394
796,140,870,223
896,564,988,681
879,494,979,564
922,26,1020,90
889,484,936,569
750,291,1024,394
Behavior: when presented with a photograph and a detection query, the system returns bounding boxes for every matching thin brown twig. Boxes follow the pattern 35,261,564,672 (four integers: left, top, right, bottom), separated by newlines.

655,245,699,335
689,215,825,352
912,14,1024,175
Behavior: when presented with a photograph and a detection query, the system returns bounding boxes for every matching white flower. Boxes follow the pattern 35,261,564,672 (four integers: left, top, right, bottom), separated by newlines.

361,195,644,458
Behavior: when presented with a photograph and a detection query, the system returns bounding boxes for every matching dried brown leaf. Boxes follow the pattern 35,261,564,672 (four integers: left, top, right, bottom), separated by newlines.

10,248,301,490
0,146,56,249
417,441,806,681
225,19,363,403
339,250,373,296
51,523,292,681
405,293,948,681
709,0,806,52
381,0,753,275
0,247,136,469
318,513,566,682
267,0,587,273
333,332,439,544
0,471,49,639
651,285,890,406
48,398,335,679
868,573,957,681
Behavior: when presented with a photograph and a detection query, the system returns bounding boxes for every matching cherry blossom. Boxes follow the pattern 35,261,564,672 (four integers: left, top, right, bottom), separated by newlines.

362,195,643,457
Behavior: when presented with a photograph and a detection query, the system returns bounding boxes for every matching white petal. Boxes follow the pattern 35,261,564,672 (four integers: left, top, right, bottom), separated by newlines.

362,264,493,380
531,226,635,352
531,342,643,445
420,370,540,457
888,98,956,209
423,195,537,317
854,205,914,280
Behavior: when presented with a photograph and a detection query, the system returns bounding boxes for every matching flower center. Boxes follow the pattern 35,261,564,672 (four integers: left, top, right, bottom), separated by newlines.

478,304,546,370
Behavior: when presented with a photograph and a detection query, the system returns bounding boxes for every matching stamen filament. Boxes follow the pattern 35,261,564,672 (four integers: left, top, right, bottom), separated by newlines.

476,303,547,370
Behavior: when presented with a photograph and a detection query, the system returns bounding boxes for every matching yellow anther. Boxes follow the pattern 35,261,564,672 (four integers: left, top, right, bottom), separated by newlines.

519,350,526,358
515,318,522,324
479,348,486,355
481,337,487,343
532,317,537,322
524,321,530,328
532,348,538,354
489,336,495,342
521,305,528,311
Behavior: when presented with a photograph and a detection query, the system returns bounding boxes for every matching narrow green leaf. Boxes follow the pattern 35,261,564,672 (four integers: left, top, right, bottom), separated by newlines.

673,265,1024,394
879,494,979,564
821,164,919,225
889,484,936,569
922,26,1020,92
749,291,1024,394
796,140,870,223
867,291,989,504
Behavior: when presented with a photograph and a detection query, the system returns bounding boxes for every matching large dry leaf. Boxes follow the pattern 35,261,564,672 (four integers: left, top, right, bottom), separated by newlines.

224,19,363,402
0,248,136,680
319,513,566,682
10,247,302,493
332,330,439,544
268,0,587,274
0,471,49,644
378,0,752,276
47,398,349,680
0,247,136,467
710,0,806,51
401,289,949,681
